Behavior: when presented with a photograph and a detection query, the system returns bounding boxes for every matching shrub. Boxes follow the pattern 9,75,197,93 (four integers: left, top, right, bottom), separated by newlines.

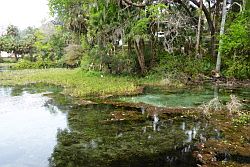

221,10,250,79
226,94,242,114
13,59,59,69
84,45,137,74
153,52,213,77
63,44,83,68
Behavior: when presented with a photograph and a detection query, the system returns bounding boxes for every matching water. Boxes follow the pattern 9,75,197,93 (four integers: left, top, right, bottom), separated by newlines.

0,65,9,72
0,87,68,167
50,103,219,167
0,66,5,72
0,84,248,166
117,86,250,109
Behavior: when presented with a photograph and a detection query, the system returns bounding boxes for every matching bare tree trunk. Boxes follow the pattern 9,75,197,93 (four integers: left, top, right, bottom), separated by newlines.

195,0,203,58
216,0,228,73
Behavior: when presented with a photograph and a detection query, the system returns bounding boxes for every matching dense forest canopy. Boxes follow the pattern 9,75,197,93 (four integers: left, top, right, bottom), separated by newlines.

0,0,249,79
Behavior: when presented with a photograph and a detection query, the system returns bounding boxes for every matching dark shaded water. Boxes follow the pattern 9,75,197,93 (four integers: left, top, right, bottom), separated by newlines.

0,84,249,167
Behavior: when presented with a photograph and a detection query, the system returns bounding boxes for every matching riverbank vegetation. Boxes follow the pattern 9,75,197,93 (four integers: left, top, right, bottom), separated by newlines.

0,0,249,80
0,1,249,166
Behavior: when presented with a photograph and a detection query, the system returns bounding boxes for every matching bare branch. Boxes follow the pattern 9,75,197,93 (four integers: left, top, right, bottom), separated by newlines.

122,0,146,7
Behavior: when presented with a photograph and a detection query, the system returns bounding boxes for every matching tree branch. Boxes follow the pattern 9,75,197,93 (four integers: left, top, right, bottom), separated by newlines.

189,0,215,36
122,0,146,7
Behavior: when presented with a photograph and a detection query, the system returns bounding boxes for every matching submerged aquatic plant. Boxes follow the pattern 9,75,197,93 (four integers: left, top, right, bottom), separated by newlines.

226,95,242,114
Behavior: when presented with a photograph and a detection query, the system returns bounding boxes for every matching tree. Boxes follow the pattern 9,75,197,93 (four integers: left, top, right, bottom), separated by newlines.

6,25,19,37
49,0,90,43
0,25,36,61
215,0,228,73
63,44,83,67
34,24,70,61
195,0,203,58
220,9,250,78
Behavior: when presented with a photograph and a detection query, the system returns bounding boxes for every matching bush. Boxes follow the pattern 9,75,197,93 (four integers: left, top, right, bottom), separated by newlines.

63,44,83,68
13,59,59,69
84,45,137,74
153,52,213,77
221,10,250,79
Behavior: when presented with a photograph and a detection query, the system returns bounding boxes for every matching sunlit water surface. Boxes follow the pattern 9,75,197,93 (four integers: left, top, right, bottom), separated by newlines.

0,87,67,167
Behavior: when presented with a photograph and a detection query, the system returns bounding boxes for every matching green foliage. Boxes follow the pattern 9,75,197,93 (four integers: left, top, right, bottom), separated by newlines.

85,45,137,74
6,25,19,37
62,44,83,67
131,18,150,36
233,113,250,126
34,26,69,61
223,56,249,79
0,68,138,97
221,10,250,79
13,59,59,69
154,52,213,76
0,25,36,60
1,0,248,80
49,0,89,35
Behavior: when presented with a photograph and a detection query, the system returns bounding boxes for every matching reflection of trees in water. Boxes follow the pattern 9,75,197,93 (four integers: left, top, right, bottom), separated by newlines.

49,104,218,167
43,98,70,114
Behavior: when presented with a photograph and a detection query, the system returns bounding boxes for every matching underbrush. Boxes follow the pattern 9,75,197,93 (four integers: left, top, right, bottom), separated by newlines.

12,59,61,69
151,53,213,78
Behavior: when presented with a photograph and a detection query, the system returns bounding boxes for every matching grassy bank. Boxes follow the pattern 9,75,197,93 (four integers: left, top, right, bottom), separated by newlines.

0,68,141,97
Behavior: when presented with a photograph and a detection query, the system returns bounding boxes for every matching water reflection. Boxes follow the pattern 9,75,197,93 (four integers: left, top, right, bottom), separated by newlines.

0,87,67,167
153,114,160,131
0,84,229,167
49,104,220,167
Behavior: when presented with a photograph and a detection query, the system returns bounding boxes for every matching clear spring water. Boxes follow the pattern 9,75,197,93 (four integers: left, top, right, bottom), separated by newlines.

117,85,250,109
0,84,248,166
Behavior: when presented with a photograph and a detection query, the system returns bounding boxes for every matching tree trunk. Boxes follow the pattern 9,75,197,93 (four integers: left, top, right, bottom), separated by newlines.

215,0,220,33
134,38,146,75
195,0,203,58
190,0,216,58
13,53,18,62
128,38,132,55
150,34,156,68
216,0,228,73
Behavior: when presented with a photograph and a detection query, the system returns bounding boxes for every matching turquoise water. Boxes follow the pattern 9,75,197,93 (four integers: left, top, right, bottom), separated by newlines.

118,86,250,109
